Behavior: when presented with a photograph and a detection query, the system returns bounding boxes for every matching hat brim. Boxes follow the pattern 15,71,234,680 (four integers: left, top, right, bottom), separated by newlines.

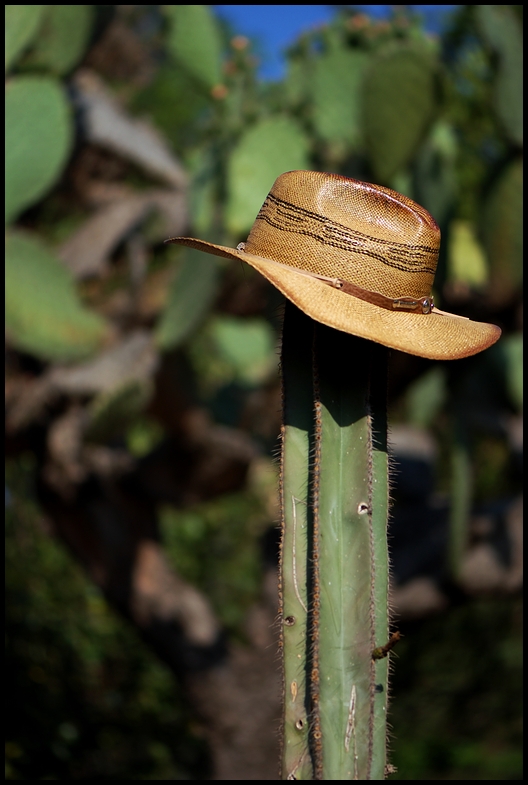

166,237,501,361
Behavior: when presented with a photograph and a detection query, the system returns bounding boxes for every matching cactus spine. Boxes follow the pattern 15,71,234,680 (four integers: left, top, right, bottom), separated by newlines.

280,302,390,780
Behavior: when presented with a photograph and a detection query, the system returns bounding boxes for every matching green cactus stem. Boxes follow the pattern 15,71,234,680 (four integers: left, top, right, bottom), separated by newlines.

280,301,391,780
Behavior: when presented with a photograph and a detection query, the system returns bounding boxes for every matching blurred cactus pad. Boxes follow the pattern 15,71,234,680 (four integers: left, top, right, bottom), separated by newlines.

5,76,72,224
5,232,106,361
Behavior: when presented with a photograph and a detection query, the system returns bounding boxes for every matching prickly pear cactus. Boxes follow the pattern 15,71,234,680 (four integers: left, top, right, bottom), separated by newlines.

475,4,523,147
280,302,391,780
165,4,223,90
22,5,94,75
362,43,438,183
226,116,310,236
5,232,106,361
5,75,72,224
312,48,366,150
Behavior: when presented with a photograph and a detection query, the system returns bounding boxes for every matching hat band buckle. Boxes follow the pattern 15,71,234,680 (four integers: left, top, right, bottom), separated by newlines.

236,245,435,315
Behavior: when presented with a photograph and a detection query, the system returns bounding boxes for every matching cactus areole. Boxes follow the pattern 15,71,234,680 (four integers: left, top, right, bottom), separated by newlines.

166,171,500,779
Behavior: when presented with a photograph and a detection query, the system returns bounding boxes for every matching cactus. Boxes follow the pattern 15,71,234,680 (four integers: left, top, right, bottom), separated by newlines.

5,75,72,224
5,232,106,361
448,220,488,288
362,43,438,183
155,248,221,351
412,120,458,228
226,116,310,236
5,4,46,72
280,302,391,780
280,303,315,780
475,5,523,147
480,157,523,307
284,54,310,110
165,4,223,90
209,315,276,386
312,48,366,150
22,5,94,75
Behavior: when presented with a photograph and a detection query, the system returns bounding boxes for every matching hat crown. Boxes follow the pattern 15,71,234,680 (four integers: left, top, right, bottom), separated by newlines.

244,170,440,300
165,169,501,359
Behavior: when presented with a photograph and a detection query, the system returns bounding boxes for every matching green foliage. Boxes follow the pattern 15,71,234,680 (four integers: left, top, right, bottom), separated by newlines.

405,367,447,429
187,311,278,397
226,116,310,235
4,4,46,72
5,232,107,361
312,48,366,150
389,599,523,780
131,63,211,151
492,333,523,413
159,492,267,632
6,457,209,781
210,315,276,386
475,5,523,146
283,54,310,109
448,421,472,576
363,43,439,183
187,147,217,234
5,75,72,224
126,416,165,458
448,220,488,287
413,120,458,226
21,5,94,75
155,248,221,351
86,379,153,443
165,4,223,90
481,157,523,305
503,334,523,412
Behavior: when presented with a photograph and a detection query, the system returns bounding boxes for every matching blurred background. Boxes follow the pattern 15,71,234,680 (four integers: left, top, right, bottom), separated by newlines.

5,4,522,780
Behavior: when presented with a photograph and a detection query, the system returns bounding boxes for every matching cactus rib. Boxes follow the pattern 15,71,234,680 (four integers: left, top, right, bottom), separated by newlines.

280,302,391,780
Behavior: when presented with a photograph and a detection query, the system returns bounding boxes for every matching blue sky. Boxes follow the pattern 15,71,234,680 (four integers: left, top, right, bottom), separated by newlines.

213,5,460,80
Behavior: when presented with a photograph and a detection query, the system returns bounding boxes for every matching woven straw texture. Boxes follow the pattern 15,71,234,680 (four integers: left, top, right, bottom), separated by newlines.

167,171,501,360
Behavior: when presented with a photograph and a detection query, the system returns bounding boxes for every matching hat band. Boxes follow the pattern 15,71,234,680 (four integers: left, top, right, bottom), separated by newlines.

237,243,433,314
310,272,434,314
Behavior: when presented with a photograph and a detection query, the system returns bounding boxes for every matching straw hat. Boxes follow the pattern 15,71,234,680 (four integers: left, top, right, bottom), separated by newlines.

166,170,501,360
